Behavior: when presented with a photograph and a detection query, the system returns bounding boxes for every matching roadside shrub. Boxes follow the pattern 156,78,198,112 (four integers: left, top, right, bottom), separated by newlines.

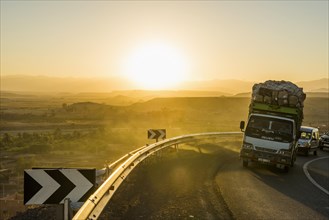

16,156,36,173
29,144,51,154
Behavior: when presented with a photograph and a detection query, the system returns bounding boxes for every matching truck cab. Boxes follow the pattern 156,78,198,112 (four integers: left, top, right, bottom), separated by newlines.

297,126,319,156
240,113,297,171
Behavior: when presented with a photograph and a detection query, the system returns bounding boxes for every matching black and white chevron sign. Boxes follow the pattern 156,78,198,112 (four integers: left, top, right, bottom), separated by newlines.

24,168,95,205
147,129,166,140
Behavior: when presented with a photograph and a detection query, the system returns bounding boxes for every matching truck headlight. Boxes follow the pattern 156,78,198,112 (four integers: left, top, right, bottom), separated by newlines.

242,142,253,149
278,149,291,156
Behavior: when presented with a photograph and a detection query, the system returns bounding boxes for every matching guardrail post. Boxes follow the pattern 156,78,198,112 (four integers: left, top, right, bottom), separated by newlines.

64,198,72,220
156,150,163,161
175,144,179,152
198,146,202,154
105,162,111,178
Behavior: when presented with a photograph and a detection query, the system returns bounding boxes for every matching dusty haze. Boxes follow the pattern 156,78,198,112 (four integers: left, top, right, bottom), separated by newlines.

1,75,328,94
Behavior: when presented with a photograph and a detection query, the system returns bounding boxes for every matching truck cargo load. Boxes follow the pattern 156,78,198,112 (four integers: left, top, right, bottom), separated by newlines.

251,80,306,108
249,80,305,131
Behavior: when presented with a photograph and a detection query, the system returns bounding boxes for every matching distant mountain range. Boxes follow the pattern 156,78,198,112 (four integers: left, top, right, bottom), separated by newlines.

1,75,328,95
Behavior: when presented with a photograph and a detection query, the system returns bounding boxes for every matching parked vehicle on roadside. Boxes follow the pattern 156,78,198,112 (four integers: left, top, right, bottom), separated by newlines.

319,131,329,150
297,126,319,156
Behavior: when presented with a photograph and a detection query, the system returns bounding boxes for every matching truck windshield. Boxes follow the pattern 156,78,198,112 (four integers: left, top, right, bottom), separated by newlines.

245,115,293,143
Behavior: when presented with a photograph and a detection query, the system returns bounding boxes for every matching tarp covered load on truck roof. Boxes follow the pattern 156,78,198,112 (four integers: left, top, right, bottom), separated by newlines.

252,80,306,109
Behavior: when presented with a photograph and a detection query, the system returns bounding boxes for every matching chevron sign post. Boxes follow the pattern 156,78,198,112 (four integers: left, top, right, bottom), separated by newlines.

24,168,96,205
147,129,166,142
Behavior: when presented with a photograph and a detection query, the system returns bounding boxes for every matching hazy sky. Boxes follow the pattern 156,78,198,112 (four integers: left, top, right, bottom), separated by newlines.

1,1,328,88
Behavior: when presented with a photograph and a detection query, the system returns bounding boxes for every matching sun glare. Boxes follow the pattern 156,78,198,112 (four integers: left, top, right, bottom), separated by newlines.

123,42,188,89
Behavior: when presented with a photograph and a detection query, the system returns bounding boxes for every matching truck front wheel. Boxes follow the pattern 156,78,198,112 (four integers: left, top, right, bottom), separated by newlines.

291,152,296,167
243,160,248,167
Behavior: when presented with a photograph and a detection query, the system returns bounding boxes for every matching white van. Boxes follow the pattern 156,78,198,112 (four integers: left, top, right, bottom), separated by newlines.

297,126,319,156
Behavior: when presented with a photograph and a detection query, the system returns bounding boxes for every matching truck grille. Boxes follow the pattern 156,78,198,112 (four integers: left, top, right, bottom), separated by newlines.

255,146,277,153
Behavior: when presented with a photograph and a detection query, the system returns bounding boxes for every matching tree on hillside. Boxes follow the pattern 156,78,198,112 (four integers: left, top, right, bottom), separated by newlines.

53,128,62,139
2,133,13,144
29,144,51,154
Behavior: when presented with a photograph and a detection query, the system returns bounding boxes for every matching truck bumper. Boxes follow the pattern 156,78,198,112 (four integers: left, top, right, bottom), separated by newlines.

240,148,292,166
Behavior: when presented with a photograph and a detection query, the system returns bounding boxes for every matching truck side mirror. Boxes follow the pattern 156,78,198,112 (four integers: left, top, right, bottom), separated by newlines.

240,121,245,131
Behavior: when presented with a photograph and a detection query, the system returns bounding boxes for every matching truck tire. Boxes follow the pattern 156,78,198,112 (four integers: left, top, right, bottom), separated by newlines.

313,150,317,156
292,151,297,167
243,160,248,167
284,166,289,172
290,154,295,167
305,150,309,156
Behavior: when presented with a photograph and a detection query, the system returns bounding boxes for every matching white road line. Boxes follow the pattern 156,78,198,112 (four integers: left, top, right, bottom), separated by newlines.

303,156,329,196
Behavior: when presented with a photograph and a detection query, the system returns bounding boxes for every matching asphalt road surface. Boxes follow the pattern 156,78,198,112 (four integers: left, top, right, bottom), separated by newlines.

216,148,329,220
104,140,329,220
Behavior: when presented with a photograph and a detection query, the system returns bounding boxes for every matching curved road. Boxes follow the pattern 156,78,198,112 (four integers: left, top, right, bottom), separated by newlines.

216,148,329,219
101,140,329,219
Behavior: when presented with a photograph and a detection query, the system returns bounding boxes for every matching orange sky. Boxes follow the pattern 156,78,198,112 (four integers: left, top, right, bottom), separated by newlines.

1,1,328,89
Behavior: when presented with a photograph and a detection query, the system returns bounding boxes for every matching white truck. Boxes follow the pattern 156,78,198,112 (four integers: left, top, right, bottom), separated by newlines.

239,80,306,172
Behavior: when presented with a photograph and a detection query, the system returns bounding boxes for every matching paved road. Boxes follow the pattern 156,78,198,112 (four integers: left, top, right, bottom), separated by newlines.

216,148,329,220
303,155,329,195
100,139,329,219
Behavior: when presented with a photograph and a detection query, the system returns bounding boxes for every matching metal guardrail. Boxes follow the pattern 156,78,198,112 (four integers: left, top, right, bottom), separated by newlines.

73,132,242,220
95,145,146,183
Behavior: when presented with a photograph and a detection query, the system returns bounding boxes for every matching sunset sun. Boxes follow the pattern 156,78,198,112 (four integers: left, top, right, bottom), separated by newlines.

123,42,188,89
